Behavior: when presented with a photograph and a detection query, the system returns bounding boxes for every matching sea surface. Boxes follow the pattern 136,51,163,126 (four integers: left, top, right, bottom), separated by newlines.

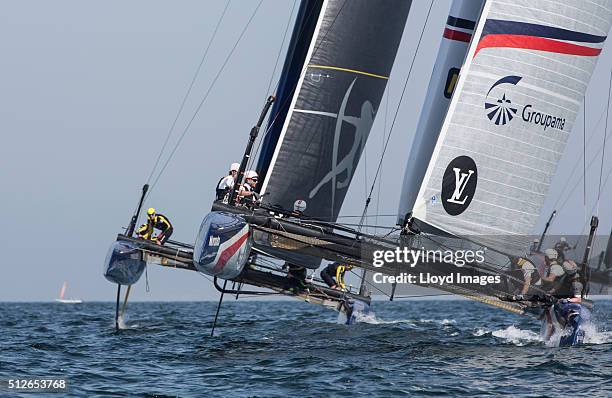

1,299,611,397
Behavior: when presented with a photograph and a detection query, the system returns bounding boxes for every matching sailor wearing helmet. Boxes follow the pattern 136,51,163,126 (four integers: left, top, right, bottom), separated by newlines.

216,162,240,202
237,170,260,206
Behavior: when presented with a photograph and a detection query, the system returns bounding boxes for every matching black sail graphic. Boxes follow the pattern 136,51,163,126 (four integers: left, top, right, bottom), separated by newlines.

259,0,411,221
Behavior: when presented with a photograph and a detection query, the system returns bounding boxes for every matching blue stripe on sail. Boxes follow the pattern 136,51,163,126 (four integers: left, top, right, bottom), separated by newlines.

482,19,607,43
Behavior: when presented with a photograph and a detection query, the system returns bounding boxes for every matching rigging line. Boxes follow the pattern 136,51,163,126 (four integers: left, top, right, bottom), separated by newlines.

248,0,299,172
583,95,587,224
146,0,231,185
555,140,611,221
338,213,397,219
249,0,350,172
393,292,454,299
364,142,368,233
578,163,612,235
146,0,265,198
548,104,608,218
335,222,397,230
357,0,436,231
264,0,298,98
376,87,390,235
597,69,612,215
347,268,391,298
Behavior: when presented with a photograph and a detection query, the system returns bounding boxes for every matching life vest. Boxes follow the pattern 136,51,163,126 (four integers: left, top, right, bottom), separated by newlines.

216,175,233,201
555,260,580,298
150,213,172,232
508,257,540,289
238,182,256,205
517,257,540,285
335,264,353,290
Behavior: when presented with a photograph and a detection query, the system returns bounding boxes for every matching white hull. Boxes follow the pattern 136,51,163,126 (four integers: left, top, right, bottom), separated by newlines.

55,299,82,304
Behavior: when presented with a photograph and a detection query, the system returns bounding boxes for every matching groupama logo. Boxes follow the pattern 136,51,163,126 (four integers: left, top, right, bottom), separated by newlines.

484,75,566,131
484,75,521,126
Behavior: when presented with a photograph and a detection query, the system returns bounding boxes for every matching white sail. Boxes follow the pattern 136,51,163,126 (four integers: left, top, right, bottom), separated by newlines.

411,0,612,255
55,281,82,304
397,0,485,224
59,282,67,300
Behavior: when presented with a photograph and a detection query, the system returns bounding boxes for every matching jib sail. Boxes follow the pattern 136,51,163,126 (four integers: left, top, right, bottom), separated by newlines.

397,0,485,225
411,0,612,255
258,0,412,221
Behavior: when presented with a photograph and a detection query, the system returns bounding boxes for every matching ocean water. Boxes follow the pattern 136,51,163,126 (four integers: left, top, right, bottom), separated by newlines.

1,299,610,397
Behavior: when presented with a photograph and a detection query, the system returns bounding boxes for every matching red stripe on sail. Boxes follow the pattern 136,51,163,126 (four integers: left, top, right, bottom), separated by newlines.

475,34,602,57
443,28,472,43
213,232,249,273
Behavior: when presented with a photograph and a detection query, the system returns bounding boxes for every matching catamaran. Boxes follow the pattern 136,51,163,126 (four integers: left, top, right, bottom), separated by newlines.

55,281,82,304
104,0,611,346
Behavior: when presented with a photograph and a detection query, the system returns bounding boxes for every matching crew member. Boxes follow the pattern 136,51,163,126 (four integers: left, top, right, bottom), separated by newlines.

237,170,260,206
284,262,308,293
541,252,584,339
292,199,307,217
509,256,540,295
551,257,583,301
143,208,173,245
554,237,571,262
216,162,240,201
320,262,353,290
540,249,568,294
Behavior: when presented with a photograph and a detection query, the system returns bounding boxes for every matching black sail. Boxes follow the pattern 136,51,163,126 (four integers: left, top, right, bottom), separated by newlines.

259,0,411,221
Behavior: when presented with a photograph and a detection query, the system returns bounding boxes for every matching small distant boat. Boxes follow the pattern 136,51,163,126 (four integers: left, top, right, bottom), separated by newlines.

55,281,82,304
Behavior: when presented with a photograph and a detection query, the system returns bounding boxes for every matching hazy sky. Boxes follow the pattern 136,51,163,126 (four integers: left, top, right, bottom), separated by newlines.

2,0,611,301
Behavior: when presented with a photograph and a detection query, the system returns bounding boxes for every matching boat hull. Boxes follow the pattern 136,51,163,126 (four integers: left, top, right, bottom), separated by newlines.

543,301,591,347
103,240,147,285
193,212,252,279
344,296,371,325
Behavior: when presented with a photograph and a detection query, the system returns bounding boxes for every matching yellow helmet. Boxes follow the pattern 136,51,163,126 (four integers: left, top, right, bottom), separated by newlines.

147,207,156,216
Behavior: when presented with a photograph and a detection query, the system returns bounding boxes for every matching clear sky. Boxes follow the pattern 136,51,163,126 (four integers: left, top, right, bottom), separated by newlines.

1,0,611,302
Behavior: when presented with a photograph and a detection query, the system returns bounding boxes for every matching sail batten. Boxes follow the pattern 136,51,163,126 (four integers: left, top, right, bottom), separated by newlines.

411,0,612,255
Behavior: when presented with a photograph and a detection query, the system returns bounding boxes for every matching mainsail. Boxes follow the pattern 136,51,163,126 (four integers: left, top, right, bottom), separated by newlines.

258,0,412,221
397,0,485,225
411,0,612,255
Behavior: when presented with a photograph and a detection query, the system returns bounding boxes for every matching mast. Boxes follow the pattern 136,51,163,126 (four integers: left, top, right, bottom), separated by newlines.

536,210,556,252
227,96,275,206
580,216,599,297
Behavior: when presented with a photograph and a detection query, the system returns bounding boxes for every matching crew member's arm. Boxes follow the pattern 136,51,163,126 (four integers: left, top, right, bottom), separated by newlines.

239,186,255,197
521,274,532,295
520,261,535,295
136,223,151,239
541,263,563,282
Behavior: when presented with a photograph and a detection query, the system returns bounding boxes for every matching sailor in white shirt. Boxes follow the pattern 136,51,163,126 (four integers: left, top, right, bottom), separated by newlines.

216,162,240,201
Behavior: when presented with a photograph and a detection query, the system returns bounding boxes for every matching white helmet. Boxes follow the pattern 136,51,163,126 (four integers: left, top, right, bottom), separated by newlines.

245,170,258,180
294,199,307,213
230,163,240,172
544,248,558,260
560,236,567,243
